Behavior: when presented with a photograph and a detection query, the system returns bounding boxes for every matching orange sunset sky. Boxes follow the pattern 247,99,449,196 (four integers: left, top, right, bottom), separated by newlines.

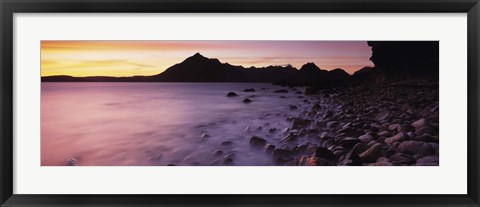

41,41,374,77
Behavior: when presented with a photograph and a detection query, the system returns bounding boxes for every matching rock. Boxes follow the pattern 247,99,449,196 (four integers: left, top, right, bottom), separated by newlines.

312,103,321,111
272,148,292,159
264,144,276,153
323,111,334,119
268,128,277,133
389,153,415,165
413,154,424,160
220,140,233,146
274,89,289,93
377,131,392,137
398,141,433,155
66,158,78,166
359,143,384,163
320,132,333,139
368,161,394,166
243,88,255,92
397,124,411,133
413,134,436,142
326,121,338,128
212,149,223,156
223,158,234,165
306,145,318,154
385,132,406,146
281,133,297,142
275,156,294,165
201,133,210,139
314,147,336,161
411,118,430,131
224,153,236,160
352,142,369,155
416,155,439,165
226,92,238,97
337,127,355,136
388,124,400,131
283,160,296,166
292,118,311,128
415,127,434,136
338,137,361,149
428,143,439,155
298,156,309,166
306,157,332,166
289,105,298,110
243,98,252,103
291,145,308,155
249,136,266,147
358,133,374,143
377,157,390,162
320,138,336,148
375,111,390,121
333,149,345,157
367,140,379,147
342,122,352,129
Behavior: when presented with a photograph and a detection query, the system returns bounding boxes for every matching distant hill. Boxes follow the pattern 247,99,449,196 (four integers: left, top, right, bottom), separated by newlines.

42,53,352,84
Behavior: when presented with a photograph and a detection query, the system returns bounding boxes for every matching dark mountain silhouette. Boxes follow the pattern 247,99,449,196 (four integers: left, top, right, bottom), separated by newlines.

43,41,439,84
353,66,374,77
150,53,298,82
42,53,349,84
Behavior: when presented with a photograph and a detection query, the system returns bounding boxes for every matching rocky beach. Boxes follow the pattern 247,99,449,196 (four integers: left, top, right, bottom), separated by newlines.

221,79,439,166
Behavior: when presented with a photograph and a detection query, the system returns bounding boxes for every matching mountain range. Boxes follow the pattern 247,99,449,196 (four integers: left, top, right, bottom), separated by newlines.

41,53,369,84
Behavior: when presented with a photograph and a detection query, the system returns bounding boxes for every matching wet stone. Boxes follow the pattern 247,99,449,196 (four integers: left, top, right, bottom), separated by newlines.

66,158,78,166
226,92,238,97
264,144,276,153
220,141,234,146
250,136,267,147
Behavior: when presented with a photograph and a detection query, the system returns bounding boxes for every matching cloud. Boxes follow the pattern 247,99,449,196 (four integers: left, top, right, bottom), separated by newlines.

42,59,155,70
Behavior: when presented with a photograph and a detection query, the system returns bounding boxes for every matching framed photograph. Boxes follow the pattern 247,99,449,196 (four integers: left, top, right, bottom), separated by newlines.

1,0,479,206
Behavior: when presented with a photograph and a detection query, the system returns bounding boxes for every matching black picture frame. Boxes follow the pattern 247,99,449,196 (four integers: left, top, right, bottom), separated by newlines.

1,0,479,206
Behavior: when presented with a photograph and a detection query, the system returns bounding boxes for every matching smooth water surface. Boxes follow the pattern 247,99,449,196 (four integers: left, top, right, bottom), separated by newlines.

41,82,311,166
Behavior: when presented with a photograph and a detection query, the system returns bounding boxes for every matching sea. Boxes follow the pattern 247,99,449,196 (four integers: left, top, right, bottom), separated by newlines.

41,82,312,166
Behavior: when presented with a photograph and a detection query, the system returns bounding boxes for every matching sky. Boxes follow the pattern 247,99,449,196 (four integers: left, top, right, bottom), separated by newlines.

41,41,374,77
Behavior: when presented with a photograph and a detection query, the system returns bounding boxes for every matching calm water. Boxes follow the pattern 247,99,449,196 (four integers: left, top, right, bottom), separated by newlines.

41,82,310,166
